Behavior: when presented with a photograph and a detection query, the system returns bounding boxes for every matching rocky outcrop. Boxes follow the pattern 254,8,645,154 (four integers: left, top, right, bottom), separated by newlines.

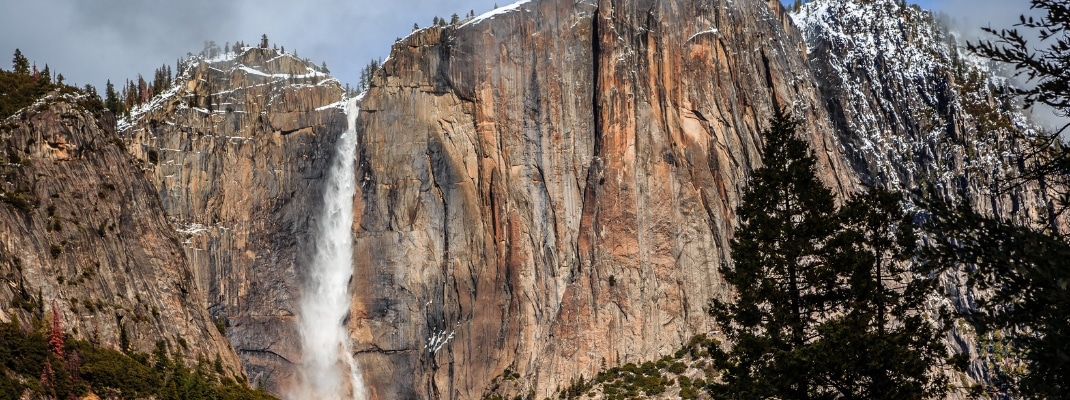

792,0,1058,390
120,47,347,393
0,93,243,375
351,0,858,398
794,0,1048,216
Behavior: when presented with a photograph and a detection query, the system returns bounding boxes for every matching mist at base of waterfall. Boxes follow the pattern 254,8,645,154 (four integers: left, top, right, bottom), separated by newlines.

290,97,366,400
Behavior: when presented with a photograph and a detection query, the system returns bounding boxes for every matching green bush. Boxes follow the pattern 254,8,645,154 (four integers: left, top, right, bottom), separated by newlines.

0,319,276,400
0,190,34,212
49,244,62,259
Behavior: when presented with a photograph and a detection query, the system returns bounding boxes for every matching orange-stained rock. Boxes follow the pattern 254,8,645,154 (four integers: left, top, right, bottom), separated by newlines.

352,0,855,398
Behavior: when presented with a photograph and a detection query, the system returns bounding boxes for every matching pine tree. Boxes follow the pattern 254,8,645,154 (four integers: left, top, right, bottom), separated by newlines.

707,109,838,399
120,323,131,353
709,111,949,399
451,13,460,24
970,0,1070,217
814,189,949,399
260,34,269,49
152,66,164,94
957,2,1070,397
40,64,51,85
137,75,149,105
105,80,118,114
12,48,29,74
925,199,1070,398
124,79,136,111
40,357,55,399
49,300,65,359
83,84,100,103
358,58,380,92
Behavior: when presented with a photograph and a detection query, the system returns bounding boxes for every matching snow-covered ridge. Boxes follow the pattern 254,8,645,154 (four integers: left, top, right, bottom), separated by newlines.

791,0,948,80
3,90,94,122
789,0,1028,194
461,0,533,28
118,46,340,132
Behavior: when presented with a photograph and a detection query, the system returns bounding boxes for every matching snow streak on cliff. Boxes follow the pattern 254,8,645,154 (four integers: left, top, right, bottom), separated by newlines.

118,44,351,395
791,0,1028,199
792,0,1054,390
292,96,366,400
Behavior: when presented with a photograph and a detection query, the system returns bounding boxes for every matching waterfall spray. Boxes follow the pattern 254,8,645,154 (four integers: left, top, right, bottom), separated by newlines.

292,96,366,400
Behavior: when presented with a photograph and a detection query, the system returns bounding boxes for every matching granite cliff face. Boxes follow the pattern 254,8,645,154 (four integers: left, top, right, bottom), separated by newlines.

793,0,1047,215
0,93,243,375
12,0,1050,398
351,0,858,398
119,47,347,393
351,0,1054,398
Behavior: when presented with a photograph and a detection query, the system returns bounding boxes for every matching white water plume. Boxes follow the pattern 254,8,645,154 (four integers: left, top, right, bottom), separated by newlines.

292,96,366,400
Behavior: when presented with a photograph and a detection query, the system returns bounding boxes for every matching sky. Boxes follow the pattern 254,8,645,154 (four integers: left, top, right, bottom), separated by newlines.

0,0,1038,93
0,0,502,91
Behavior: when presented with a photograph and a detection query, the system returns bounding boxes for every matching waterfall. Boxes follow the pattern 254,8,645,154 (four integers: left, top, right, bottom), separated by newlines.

292,96,366,400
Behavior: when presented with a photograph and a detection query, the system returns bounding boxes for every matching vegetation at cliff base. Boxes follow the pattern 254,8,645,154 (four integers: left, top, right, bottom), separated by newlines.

0,304,276,400
543,335,720,400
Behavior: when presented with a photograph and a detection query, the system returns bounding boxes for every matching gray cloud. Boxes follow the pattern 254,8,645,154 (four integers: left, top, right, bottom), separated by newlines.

6,0,1063,132
931,0,1034,39
1,0,500,91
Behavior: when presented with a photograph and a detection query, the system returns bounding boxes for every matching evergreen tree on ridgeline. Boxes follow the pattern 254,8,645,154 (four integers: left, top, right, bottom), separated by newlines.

12,48,29,75
1,49,103,118
104,80,122,115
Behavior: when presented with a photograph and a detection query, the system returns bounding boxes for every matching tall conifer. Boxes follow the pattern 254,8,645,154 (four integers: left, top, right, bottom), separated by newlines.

708,109,837,399
815,189,949,399
709,110,949,399
12,48,29,75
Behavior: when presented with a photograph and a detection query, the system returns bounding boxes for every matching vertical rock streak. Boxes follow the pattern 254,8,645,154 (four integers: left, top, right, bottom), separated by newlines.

294,97,366,400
